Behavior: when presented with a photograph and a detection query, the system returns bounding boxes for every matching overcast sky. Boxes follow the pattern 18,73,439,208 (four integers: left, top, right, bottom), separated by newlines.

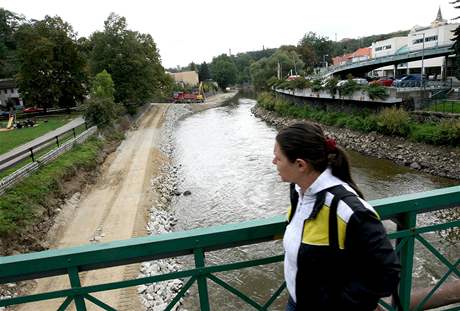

2,0,458,68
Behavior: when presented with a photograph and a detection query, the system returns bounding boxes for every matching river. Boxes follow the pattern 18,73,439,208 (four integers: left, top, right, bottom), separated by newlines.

170,95,458,310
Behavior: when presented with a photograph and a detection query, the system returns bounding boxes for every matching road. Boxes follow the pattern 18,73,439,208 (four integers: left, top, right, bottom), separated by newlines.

17,105,168,311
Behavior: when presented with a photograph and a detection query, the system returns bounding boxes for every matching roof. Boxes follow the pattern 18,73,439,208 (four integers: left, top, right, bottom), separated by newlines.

352,47,371,58
0,79,16,90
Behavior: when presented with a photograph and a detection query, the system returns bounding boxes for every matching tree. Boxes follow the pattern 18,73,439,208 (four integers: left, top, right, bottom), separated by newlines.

0,9,25,78
89,13,170,109
249,49,304,90
198,61,210,81
297,32,334,71
210,54,237,89
84,70,118,128
15,16,87,112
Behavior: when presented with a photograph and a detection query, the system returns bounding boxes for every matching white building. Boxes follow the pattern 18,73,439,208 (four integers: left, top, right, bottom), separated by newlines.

0,79,23,109
371,7,458,78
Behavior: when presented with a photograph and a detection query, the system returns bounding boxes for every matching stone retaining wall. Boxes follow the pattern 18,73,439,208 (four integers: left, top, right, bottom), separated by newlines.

251,106,460,180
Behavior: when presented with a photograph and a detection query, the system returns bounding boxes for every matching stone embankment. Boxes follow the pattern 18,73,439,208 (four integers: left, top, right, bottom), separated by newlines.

139,94,237,310
138,104,190,311
251,106,460,180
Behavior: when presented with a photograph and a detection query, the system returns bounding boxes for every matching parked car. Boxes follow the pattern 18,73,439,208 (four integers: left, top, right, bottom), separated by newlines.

23,107,44,113
370,77,394,87
392,74,425,87
352,78,369,85
337,78,368,87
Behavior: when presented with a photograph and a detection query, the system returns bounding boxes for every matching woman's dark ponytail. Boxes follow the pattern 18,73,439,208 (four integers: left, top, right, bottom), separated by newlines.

329,146,363,198
276,122,364,198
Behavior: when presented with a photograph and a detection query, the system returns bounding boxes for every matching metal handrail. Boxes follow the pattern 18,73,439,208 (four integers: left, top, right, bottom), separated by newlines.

0,185,459,310
0,118,87,172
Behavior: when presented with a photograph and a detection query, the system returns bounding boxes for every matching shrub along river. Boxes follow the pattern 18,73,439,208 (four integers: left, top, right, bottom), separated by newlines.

171,95,458,310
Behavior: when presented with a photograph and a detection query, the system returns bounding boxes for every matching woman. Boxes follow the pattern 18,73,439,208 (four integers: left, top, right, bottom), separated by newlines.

272,122,401,311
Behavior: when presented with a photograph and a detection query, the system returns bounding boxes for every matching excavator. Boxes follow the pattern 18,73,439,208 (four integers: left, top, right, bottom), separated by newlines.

173,82,206,103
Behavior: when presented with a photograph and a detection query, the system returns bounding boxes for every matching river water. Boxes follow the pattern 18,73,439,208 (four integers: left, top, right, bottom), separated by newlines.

171,96,458,310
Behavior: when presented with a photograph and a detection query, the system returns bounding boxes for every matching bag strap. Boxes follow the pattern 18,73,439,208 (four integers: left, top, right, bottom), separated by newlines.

326,185,357,250
288,183,299,223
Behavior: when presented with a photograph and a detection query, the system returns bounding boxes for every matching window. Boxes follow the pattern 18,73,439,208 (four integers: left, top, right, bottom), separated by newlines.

425,35,438,42
413,38,424,44
376,44,392,52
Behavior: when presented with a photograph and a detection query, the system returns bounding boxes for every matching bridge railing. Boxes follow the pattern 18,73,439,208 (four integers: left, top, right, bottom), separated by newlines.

0,186,459,311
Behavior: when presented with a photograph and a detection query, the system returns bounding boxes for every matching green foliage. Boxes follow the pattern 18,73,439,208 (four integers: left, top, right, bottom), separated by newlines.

410,120,460,145
249,49,304,90
375,107,410,136
198,62,211,82
291,77,311,89
267,76,281,88
89,13,171,106
256,93,460,146
338,79,360,98
84,70,120,128
366,84,388,100
91,70,115,100
0,138,103,237
311,79,322,92
15,15,88,111
0,9,24,78
324,77,338,97
210,54,237,89
83,97,117,128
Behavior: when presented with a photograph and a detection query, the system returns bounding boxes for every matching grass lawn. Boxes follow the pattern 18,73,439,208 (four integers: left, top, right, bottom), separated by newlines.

425,101,460,113
0,114,80,155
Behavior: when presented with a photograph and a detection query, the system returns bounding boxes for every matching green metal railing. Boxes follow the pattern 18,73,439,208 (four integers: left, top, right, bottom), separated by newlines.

0,186,459,310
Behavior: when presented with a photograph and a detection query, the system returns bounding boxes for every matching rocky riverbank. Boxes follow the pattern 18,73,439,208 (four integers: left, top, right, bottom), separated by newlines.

251,106,460,180
139,94,238,311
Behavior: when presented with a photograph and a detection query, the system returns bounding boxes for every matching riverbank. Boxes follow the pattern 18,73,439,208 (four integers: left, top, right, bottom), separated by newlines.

139,92,238,310
251,105,460,180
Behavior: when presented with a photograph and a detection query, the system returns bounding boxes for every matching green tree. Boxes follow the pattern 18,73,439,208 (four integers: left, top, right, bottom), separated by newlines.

249,49,304,90
0,9,25,78
15,15,87,112
89,13,170,109
210,54,237,89
84,70,118,128
198,61,210,81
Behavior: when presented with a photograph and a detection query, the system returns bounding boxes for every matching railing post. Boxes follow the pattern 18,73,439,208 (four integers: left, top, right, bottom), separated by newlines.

29,148,35,162
56,136,60,147
72,128,76,139
396,212,417,311
67,266,87,311
194,248,210,311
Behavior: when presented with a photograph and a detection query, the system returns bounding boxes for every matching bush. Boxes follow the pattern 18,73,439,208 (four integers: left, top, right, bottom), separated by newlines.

366,84,388,100
376,107,410,136
311,79,322,92
83,97,118,128
338,79,360,98
325,77,339,97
